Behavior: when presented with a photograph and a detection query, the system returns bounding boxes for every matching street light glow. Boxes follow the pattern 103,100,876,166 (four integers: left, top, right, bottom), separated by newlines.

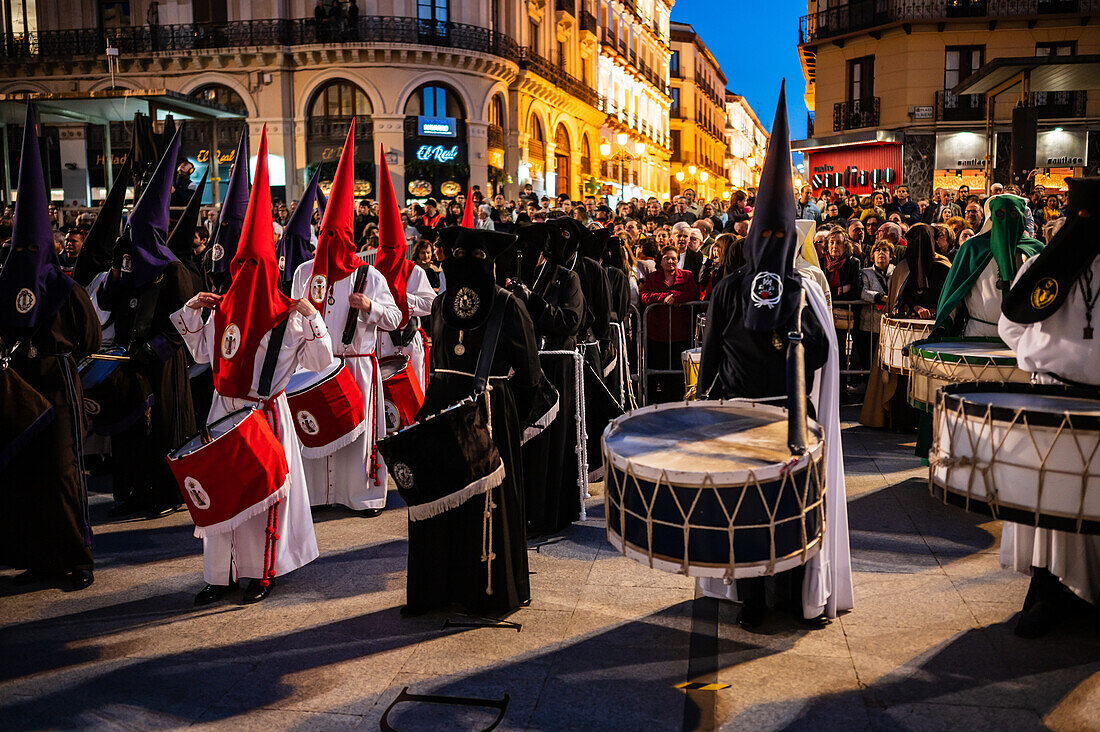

675,171,685,182
600,142,612,157
616,132,629,145
634,141,645,155
700,171,709,182
688,165,697,175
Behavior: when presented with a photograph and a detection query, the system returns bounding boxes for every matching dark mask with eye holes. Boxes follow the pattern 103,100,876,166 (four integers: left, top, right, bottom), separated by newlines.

436,227,518,330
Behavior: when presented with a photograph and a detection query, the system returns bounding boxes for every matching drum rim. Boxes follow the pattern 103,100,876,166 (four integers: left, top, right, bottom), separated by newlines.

169,407,258,460
881,315,935,329
601,399,825,484
909,336,1018,366
605,528,823,578
929,482,1100,536
937,381,1100,431
379,352,411,380
285,358,347,397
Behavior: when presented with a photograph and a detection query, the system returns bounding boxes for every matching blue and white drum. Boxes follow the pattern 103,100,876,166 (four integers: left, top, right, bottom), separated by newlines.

602,400,825,579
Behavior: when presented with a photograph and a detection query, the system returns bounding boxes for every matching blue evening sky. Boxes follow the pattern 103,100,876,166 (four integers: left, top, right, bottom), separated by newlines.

670,0,809,140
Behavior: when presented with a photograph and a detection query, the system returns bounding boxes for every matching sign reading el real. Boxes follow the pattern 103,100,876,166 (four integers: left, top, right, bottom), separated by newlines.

418,116,457,138
806,143,902,194
416,144,460,163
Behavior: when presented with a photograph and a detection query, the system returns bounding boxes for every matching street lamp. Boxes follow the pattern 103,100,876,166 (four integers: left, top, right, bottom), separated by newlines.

677,165,708,197
602,134,646,201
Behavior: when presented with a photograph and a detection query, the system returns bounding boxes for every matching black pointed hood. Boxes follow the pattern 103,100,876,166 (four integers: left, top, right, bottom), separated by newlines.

72,156,131,287
740,82,802,332
167,168,208,261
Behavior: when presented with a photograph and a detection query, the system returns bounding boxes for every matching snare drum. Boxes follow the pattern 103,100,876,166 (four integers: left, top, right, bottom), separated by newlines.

681,348,701,401
285,359,366,458
379,354,425,435
879,316,933,375
602,400,825,578
167,408,290,537
931,382,1100,534
78,348,153,436
907,337,1028,412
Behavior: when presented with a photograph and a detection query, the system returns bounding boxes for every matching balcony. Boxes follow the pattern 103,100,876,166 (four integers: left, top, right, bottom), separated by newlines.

935,90,987,121
555,0,575,14
0,16,523,63
518,49,599,107
833,97,880,131
1032,90,1087,118
799,0,1099,44
487,124,504,151
580,10,598,33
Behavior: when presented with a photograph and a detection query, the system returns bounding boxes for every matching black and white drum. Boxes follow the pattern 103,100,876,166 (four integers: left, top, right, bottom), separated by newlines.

930,382,1100,534
602,400,826,578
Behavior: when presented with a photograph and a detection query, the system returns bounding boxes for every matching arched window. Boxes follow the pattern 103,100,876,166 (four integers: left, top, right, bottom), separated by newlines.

189,84,248,115
306,80,375,198
310,80,372,119
488,95,505,128
404,83,464,118
554,124,571,196
581,136,592,177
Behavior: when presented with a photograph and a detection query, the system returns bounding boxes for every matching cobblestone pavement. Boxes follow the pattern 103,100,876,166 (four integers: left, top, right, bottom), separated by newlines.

2,408,1099,730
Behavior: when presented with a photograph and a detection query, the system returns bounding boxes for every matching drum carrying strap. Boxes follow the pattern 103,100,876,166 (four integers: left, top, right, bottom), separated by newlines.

341,265,371,347
127,276,165,349
257,320,288,400
473,290,510,395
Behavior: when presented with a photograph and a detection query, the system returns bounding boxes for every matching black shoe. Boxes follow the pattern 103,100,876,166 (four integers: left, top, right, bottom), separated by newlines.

799,612,830,630
69,569,94,591
357,508,383,518
146,503,184,520
241,578,270,604
737,601,766,630
108,501,143,518
310,504,331,515
194,582,236,606
1015,599,1057,639
12,569,58,586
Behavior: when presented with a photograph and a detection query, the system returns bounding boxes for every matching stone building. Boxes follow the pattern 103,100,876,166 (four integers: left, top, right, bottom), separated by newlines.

668,21,728,202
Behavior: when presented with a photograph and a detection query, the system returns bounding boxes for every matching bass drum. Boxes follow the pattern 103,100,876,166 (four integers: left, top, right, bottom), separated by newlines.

380,354,424,434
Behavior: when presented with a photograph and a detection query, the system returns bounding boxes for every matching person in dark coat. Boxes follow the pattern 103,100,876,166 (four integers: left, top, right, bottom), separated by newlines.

404,227,546,616
510,222,585,536
0,106,102,590
97,128,196,518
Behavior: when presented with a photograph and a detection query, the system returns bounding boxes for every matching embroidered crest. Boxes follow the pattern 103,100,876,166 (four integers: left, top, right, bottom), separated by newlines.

14,287,35,314
296,410,320,436
220,323,241,359
184,477,211,509
309,274,328,305
83,398,101,416
120,254,133,273
750,272,783,309
1030,277,1058,310
391,462,415,490
278,255,286,272
452,286,481,319
211,243,225,261
384,399,402,433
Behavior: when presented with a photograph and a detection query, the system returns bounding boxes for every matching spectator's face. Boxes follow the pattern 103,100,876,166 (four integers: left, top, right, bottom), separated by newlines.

585,197,596,212
964,203,983,229
935,229,949,254
888,212,902,224
688,230,703,252
847,221,864,243
866,218,880,238
813,231,828,256
827,204,839,218
660,249,677,274
625,220,640,238
527,203,538,216
959,229,974,245
873,247,890,269
918,200,928,213
990,184,1003,196
957,186,969,200
872,193,885,208
192,232,206,254
646,201,660,216
63,231,83,258
800,186,812,202
494,194,505,207
655,229,669,246
827,236,845,259
896,186,909,202
684,189,695,203
733,220,749,237
673,229,690,251
674,198,686,213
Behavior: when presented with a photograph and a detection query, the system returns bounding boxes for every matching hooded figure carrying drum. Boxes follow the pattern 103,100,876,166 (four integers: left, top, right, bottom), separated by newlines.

695,84,854,629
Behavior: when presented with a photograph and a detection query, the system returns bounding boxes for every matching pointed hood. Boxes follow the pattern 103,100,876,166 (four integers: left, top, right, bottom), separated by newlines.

209,128,251,275
317,187,328,218
307,119,364,308
461,188,475,228
740,82,802,331
119,124,181,288
276,167,322,294
374,145,415,326
72,156,132,287
166,168,208,261
132,112,160,193
0,105,74,330
212,126,295,400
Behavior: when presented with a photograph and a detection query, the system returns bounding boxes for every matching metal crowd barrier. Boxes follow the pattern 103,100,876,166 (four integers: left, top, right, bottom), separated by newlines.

539,348,590,521
638,300,708,405
831,298,873,377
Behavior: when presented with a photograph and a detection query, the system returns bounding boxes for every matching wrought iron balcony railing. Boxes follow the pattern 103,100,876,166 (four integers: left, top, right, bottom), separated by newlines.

833,97,880,131
934,90,987,121
1032,90,1087,118
487,123,504,151
799,0,1098,44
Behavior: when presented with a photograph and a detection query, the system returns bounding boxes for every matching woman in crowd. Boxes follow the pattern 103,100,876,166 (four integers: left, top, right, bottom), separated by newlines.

412,239,441,291
855,239,894,383
932,222,956,260
824,226,860,303
860,191,887,222
639,245,699,402
442,199,464,228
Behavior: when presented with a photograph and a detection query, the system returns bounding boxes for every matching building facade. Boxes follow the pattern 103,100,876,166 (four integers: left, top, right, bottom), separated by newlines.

723,92,768,192
668,21,728,202
594,0,674,202
0,0,618,206
796,0,1100,197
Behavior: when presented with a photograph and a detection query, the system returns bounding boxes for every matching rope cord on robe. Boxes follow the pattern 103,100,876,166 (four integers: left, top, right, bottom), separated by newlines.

367,351,382,487
261,402,282,586
417,326,431,388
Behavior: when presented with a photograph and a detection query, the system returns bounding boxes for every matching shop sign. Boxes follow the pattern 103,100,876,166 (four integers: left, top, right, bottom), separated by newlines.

416,144,460,163
912,106,934,120
1036,129,1088,168
811,164,897,190
805,143,902,194
934,132,992,170
418,116,457,138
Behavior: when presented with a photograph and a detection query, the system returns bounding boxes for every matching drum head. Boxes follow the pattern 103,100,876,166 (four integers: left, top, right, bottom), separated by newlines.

911,338,1017,365
681,348,701,364
604,402,821,484
286,359,342,395
171,408,255,459
379,355,410,381
940,381,1100,429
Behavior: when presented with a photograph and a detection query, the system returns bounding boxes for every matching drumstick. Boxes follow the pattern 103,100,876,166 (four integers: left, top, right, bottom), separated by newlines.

786,289,808,456
87,353,131,361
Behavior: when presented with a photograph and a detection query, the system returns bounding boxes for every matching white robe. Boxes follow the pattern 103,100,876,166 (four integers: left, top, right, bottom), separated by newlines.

699,277,855,619
998,256,1100,604
962,259,1004,337
172,305,334,584
377,264,437,389
290,261,402,509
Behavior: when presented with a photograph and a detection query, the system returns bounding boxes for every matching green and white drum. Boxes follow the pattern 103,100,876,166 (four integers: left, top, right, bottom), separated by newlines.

906,337,1028,412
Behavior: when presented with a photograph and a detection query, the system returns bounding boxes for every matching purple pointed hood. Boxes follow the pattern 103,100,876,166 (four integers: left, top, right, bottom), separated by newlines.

276,167,321,291
209,128,250,275
0,105,73,330
119,124,181,288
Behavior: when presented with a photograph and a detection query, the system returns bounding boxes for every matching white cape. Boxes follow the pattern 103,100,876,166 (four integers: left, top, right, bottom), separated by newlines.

699,277,854,619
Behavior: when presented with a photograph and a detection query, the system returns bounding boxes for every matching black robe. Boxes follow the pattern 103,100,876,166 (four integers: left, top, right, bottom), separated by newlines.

604,266,632,405
407,291,542,615
0,287,101,573
570,255,620,476
98,261,196,509
523,264,584,536
698,271,829,403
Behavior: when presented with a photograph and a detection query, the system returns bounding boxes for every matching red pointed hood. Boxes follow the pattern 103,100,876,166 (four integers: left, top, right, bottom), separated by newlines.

212,126,295,399
374,144,415,327
307,119,364,307
461,188,475,228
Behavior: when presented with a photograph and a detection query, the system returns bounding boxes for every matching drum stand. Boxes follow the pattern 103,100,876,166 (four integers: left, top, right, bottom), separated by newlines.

538,349,590,521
